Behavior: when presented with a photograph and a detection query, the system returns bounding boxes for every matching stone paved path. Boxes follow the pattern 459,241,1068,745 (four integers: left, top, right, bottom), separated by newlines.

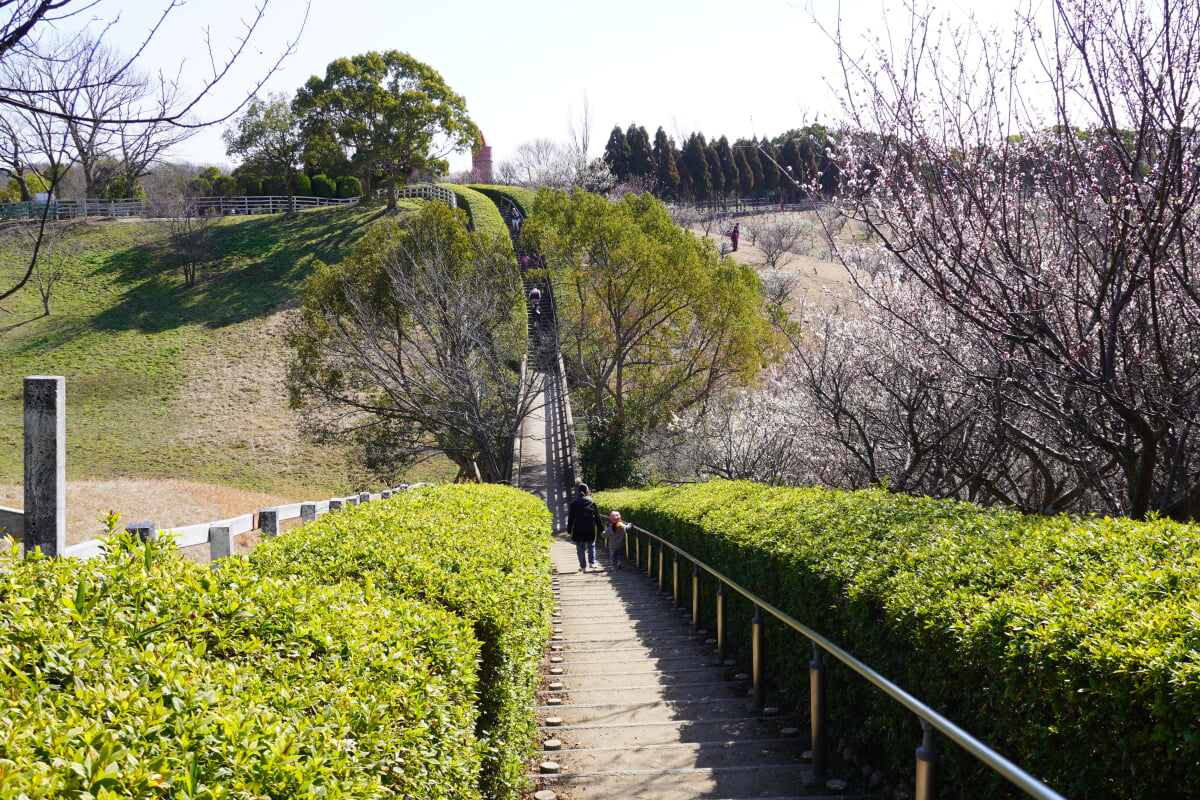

531,536,848,800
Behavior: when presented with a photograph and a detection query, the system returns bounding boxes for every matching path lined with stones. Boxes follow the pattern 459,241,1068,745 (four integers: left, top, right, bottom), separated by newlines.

530,537,851,800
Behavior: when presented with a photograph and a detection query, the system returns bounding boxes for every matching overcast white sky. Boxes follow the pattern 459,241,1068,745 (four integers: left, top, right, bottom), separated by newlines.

64,0,1031,174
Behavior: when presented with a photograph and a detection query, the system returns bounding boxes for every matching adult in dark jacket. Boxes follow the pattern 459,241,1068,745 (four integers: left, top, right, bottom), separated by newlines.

567,482,604,571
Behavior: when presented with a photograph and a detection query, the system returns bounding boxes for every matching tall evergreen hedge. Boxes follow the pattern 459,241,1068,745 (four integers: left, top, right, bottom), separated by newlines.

597,480,1200,798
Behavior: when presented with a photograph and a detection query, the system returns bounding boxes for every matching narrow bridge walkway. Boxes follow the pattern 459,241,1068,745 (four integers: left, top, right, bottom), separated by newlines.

508,256,844,799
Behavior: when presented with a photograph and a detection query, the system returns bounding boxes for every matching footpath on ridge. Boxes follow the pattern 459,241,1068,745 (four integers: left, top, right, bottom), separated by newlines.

506,229,854,799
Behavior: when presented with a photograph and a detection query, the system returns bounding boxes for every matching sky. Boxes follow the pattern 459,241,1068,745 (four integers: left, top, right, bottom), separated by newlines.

64,0,1029,175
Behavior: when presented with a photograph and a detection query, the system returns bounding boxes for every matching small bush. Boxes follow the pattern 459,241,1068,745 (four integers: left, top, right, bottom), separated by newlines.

212,174,237,197
311,174,336,198
290,173,312,196
336,176,363,198
235,173,262,196
262,175,287,195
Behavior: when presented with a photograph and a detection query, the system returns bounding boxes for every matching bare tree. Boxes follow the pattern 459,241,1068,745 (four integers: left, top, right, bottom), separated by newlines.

153,179,218,288
819,0,1200,520
0,0,308,304
743,215,805,268
288,203,539,484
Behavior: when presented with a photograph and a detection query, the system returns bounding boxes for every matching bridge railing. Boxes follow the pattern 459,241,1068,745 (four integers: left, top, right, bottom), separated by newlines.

622,522,1068,800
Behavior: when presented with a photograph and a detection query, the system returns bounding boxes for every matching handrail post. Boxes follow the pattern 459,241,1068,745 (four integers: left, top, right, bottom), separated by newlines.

657,542,666,590
672,552,680,607
634,529,641,568
810,642,828,783
646,537,654,577
751,604,766,711
691,563,701,630
915,718,939,800
716,582,727,660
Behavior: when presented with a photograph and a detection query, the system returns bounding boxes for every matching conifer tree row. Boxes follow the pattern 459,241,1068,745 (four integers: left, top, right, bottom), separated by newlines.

601,122,839,201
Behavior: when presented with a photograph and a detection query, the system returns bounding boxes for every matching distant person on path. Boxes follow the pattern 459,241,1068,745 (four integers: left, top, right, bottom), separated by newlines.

730,223,740,252
606,510,627,569
529,286,541,308
567,482,604,572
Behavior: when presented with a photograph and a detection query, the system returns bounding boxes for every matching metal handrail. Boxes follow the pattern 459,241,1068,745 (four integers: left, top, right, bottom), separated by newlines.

625,522,1068,800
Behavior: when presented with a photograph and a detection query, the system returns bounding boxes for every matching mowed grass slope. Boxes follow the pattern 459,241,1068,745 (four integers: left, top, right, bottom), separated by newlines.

0,202,451,496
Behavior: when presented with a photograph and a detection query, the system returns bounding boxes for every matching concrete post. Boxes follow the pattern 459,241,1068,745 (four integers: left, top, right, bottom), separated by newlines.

209,525,235,561
126,522,157,542
329,498,343,511
259,508,279,537
346,496,359,507
358,492,370,504
300,503,317,523
381,490,392,499
24,376,66,557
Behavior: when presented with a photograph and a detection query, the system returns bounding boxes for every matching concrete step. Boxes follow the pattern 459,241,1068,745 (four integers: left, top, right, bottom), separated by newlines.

549,738,808,773
541,715,799,748
533,763,818,800
540,696,761,726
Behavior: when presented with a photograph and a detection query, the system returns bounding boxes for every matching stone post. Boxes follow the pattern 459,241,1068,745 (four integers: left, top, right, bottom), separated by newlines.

125,522,157,542
358,492,371,504
329,498,343,511
259,508,279,537
300,503,316,523
24,376,66,557
209,525,235,561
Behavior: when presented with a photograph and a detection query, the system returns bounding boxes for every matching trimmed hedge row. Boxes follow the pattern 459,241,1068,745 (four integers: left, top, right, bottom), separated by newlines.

441,184,508,238
596,481,1200,799
0,533,480,799
248,484,554,800
466,185,538,218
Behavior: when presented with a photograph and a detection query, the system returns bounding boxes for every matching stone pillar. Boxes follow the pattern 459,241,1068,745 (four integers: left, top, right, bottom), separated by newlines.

209,525,235,561
358,492,371,505
300,503,317,523
329,498,343,511
259,508,279,538
125,522,157,542
24,376,66,557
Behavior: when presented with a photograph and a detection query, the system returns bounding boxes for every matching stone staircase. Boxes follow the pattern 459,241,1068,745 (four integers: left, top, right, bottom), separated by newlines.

531,536,860,800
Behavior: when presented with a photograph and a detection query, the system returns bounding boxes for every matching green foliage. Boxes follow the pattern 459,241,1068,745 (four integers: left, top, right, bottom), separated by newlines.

0,531,481,799
289,201,523,483
442,184,507,237
290,173,312,196
235,173,262,196
186,177,211,196
464,185,537,218
262,175,287,195
249,484,554,800
294,51,479,210
597,481,1200,798
335,176,362,198
525,189,782,460
311,174,335,198
211,175,237,197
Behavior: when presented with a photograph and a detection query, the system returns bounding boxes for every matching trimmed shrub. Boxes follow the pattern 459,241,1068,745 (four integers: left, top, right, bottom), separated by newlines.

466,184,538,218
0,533,481,799
441,184,507,238
262,175,287,195
311,174,336,198
186,177,211,196
212,174,237,197
236,172,262,196
248,484,554,800
290,173,312,196
596,481,1200,799
336,176,362,198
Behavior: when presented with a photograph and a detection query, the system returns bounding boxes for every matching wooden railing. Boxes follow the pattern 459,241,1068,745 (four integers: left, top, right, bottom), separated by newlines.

619,522,1068,800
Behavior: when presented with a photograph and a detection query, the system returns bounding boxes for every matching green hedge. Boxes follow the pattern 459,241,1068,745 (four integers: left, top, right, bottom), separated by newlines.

440,184,508,238
248,484,553,800
466,185,538,218
597,481,1200,799
0,533,480,800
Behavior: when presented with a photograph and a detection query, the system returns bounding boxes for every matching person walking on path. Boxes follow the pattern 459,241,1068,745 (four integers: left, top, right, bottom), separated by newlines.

606,510,628,569
730,222,740,252
567,482,604,572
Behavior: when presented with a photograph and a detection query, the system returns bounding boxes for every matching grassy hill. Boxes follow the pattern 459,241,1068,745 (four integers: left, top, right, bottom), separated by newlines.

0,202,455,496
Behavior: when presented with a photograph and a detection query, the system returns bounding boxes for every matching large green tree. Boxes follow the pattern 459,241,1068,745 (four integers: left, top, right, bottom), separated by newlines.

525,189,782,486
288,202,533,483
293,51,479,211
223,92,305,209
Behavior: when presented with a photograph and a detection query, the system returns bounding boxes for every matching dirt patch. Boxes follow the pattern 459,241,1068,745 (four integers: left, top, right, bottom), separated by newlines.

0,478,293,545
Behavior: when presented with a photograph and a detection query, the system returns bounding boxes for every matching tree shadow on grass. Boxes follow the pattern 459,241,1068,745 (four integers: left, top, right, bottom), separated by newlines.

85,205,388,335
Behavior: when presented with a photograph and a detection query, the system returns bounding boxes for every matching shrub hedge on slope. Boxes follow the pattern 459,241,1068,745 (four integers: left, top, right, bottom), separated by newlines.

248,483,554,800
466,185,538,218
0,533,480,800
441,184,508,238
597,480,1200,799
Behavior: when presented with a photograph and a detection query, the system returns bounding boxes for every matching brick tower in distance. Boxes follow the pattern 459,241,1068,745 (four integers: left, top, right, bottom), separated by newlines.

472,132,493,183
